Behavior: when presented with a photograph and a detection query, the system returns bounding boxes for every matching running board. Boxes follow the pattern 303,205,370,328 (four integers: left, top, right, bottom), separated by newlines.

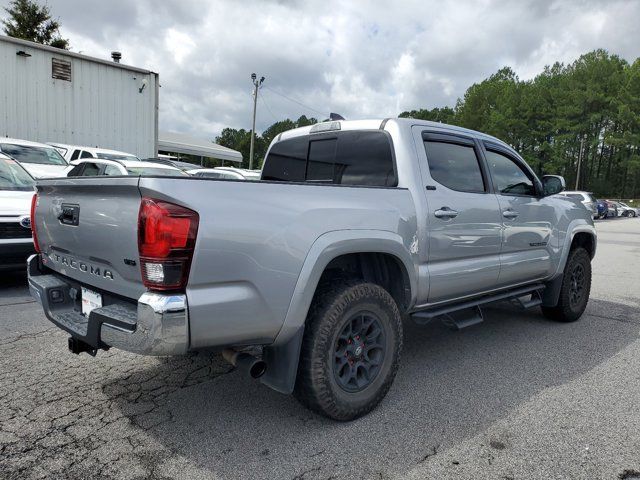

411,283,545,328
440,306,484,330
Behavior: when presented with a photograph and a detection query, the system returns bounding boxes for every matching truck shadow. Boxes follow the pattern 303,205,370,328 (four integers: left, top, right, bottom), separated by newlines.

103,297,639,479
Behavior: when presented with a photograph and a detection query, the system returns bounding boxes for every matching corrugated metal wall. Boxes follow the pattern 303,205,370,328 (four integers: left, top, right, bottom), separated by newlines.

0,37,158,158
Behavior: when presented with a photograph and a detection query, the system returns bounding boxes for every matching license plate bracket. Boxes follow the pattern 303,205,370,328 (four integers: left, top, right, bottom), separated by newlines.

81,287,102,317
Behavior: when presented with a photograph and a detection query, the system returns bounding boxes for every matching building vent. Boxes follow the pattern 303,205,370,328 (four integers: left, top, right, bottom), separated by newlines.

51,58,72,81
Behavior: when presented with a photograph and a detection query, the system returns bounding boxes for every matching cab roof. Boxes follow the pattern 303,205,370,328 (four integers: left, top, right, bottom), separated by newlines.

276,118,514,152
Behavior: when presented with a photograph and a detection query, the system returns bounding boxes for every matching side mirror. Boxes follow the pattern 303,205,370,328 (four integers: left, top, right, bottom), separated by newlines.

542,175,565,196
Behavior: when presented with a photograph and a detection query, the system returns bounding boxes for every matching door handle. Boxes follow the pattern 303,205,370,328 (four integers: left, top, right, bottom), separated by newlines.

434,207,459,219
503,210,519,219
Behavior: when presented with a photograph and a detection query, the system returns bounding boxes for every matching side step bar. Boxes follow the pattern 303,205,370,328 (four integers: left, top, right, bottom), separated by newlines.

412,283,545,328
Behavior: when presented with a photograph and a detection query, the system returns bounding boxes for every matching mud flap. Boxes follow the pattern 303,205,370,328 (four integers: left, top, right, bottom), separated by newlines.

542,274,563,307
260,326,304,394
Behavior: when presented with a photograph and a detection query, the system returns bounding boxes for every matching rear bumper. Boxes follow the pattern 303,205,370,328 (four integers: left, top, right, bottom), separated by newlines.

27,254,189,355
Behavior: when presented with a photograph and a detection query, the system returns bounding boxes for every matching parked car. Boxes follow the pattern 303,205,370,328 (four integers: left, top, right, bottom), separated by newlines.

64,159,187,177
609,201,637,217
141,157,201,172
28,118,596,421
603,200,619,218
596,199,609,219
0,153,36,270
48,143,140,163
0,138,68,178
559,191,598,218
187,167,261,180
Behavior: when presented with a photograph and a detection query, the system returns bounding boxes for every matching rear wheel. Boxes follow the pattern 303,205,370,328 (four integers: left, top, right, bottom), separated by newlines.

294,281,402,421
541,247,591,322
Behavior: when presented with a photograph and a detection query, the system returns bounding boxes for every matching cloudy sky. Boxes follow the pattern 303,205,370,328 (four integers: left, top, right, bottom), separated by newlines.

3,0,639,138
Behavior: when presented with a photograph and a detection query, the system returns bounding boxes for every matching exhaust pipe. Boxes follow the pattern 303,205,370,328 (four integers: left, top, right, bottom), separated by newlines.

222,348,267,379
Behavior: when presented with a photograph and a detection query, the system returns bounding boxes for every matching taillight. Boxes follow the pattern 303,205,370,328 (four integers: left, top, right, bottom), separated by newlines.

138,198,199,291
30,193,41,253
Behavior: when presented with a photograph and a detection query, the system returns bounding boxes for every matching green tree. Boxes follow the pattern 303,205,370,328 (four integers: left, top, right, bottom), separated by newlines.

399,50,640,198
399,106,456,124
2,0,69,49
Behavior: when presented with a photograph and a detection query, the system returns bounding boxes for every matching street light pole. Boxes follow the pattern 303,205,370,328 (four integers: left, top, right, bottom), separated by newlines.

575,134,586,190
249,73,265,170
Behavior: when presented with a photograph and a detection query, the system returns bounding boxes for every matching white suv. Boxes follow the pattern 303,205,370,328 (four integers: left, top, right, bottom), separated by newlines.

559,191,598,218
48,143,140,163
0,153,36,270
65,158,187,177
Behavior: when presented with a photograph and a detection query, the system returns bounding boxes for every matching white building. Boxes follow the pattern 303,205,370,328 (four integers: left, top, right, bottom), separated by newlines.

0,35,159,158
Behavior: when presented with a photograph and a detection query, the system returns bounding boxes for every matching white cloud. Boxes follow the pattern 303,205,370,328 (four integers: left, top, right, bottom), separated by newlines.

2,0,639,139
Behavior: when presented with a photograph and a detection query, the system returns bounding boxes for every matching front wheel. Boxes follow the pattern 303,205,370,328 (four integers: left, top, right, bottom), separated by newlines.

541,247,592,322
294,281,403,421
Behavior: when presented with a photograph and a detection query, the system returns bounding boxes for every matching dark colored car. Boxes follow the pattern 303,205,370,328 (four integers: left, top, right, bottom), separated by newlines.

596,200,608,219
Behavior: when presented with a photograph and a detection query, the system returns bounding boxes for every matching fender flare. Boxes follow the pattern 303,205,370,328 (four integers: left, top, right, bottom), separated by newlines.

260,229,417,394
554,221,597,276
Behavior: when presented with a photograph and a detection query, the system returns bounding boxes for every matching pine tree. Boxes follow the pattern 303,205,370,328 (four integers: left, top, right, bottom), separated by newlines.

2,0,69,49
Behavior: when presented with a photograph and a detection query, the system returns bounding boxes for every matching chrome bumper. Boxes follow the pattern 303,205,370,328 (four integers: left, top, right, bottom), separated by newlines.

27,254,189,355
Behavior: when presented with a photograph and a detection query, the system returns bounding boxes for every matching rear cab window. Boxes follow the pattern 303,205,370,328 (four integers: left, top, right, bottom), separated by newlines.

262,130,396,187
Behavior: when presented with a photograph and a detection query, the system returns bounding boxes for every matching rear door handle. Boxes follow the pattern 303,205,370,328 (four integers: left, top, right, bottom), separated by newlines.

503,210,519,219
434,207,459,219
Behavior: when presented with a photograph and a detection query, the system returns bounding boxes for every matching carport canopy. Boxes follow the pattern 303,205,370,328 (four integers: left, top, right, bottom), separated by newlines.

158,131,242,163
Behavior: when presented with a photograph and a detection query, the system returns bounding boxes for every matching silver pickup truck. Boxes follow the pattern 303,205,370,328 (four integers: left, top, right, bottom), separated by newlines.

28,118,596,420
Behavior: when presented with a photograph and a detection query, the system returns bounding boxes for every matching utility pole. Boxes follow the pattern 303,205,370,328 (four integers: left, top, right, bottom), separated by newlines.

575,134,587,190
249,73,265,170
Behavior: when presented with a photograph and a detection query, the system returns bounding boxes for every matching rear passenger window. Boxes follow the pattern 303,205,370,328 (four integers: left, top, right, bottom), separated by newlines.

80,150,93,159
262,131,396,187
423,141,485,193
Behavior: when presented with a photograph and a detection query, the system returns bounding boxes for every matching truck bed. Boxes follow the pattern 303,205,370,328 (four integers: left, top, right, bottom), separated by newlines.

34,175,416,347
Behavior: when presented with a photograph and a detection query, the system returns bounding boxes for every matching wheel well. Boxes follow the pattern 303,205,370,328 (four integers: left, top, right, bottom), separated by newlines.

317,253,411,312
571,232,595,258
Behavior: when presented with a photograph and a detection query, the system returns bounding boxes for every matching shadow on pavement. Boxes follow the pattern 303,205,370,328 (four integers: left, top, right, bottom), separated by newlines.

102,297,640,479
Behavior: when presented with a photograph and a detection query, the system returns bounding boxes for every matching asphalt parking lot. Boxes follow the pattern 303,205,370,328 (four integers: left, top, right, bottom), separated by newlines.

1,218,639,480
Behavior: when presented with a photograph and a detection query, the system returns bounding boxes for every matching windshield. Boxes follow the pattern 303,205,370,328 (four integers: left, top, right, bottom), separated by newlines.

97,153,140,161
0,157,35,190
0,144,67,165
125,167,186,176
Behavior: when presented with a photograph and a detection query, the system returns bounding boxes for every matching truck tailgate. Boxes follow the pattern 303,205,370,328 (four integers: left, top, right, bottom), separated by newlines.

34,177,145,300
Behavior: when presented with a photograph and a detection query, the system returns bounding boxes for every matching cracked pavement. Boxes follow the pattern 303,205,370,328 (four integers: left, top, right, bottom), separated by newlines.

1,218,640,479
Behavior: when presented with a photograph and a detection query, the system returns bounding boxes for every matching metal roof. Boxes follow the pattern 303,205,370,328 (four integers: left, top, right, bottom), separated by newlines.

158,131,242,163
0,35,157,75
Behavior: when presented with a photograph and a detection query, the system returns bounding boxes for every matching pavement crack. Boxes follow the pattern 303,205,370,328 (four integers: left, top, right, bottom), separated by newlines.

418,444,439,463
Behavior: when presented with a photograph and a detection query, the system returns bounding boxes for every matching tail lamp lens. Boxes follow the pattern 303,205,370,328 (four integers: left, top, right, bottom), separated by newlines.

30,193,41,253
138,198,199,291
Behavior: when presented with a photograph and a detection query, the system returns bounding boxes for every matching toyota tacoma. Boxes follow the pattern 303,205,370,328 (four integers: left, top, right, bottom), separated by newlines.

28,118,596,420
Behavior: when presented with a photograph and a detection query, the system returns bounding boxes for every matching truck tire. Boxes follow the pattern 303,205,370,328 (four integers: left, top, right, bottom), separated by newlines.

541,247,591,322
294,281,403,421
